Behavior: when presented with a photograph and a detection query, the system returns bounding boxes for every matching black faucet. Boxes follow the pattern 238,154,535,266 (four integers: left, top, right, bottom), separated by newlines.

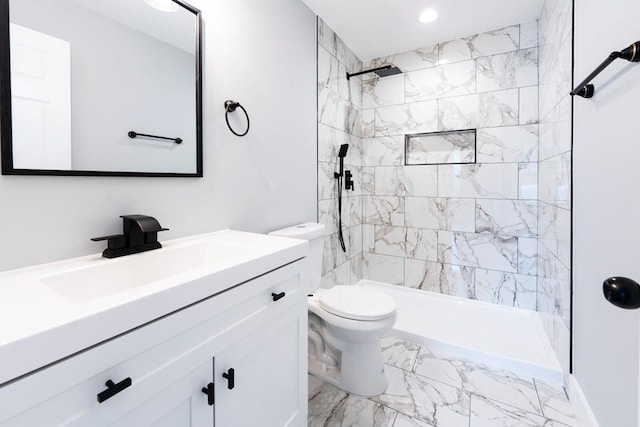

92,215,169,258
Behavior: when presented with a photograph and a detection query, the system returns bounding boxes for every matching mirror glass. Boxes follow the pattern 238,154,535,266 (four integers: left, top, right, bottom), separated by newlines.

1,0,202,176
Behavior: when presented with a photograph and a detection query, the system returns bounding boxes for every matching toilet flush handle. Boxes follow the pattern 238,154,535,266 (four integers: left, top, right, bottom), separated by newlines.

272,292,286,302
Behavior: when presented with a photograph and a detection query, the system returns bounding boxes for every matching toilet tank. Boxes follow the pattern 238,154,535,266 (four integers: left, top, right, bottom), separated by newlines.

269,223,325,292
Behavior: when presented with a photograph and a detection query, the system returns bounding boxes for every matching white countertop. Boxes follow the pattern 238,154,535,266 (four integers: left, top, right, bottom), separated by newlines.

0,230,307,386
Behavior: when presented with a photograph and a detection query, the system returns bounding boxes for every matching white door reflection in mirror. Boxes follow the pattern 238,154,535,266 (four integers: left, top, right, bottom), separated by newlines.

10,23,71,170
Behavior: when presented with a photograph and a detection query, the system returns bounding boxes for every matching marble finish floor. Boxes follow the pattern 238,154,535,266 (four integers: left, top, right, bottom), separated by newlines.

308,336,576,426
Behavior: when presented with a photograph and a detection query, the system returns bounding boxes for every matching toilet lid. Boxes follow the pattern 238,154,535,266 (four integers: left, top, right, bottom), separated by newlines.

318,286,396,321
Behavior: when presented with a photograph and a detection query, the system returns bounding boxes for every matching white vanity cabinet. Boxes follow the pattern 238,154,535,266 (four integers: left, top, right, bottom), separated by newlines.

0,259,308,427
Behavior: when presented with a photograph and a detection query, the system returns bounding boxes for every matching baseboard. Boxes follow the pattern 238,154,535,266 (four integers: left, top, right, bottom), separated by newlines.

568,374,599,427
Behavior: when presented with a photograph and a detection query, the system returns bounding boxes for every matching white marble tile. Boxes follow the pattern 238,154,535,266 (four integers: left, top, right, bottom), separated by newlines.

405,197,476,232
346,134,363,167
438,163,519,199
519,162,538,200
318,199,338,236
438,231,518,273
538,203,571,268
518,237,538,276
363,224,375,253
405,228,438,261
476,125,539,163
361,167,375,195
318,45,339,94
318,85,339,129
539,152,571,209
392,413,433,427
468,25,520,58
322,234,337,275
475,199,537,237
477,48,538,92
392,45,439,72
333,260,352,287
374,166,438,197
363,252,404,285
520,86,539,124
413,346,478,388
371,365,470,426
375,101,438,136
405,260,476,298
520,21,538,49
539,96,571,160
535,379,577,426
308,381,397,427
405,60,476,102
363,195,404,226
350,255,363,285
470,396,567,426
361,108,376,138
337,61,350,102
404,259,440,290
349,75,363,109
413,348,542,415
345,195,362,228
362,136,404,166
318,123,350,163
380,336,421,371
438,89,519,131
374,225,406,257
318,161,338,200
363,74,404,109
438,38,475,64
439,26,519,64
406,131,476,165
474,269,537,310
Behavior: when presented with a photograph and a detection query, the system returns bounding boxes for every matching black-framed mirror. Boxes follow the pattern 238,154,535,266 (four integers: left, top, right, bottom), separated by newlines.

0,0,202,177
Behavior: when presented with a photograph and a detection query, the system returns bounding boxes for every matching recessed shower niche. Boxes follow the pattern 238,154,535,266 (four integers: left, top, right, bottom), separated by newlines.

405,129,477,166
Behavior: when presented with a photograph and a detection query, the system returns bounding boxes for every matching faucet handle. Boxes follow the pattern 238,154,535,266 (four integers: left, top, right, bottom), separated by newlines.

91,234,126,250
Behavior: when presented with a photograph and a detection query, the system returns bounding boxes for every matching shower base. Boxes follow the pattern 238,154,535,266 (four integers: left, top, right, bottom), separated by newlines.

357,279,563,383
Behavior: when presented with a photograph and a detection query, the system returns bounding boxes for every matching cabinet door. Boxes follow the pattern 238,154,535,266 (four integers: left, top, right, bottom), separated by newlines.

108,361,213,427
215,304,307,427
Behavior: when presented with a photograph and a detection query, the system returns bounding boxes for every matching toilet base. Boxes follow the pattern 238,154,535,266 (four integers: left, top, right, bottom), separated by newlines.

308,339,389,397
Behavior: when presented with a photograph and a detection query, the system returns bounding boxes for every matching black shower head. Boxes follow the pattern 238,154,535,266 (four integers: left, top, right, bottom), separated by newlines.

346,65,403,80
375,66,403,78
338,144,349,158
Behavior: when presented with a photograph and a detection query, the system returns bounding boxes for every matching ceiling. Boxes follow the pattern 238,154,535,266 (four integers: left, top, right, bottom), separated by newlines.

301,0,544,60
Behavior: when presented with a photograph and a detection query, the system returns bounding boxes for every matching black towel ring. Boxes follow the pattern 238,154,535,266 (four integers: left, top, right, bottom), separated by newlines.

224,100,250,137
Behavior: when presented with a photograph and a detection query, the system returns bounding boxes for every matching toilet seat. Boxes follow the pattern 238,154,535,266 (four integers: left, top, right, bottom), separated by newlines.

318,286,396,321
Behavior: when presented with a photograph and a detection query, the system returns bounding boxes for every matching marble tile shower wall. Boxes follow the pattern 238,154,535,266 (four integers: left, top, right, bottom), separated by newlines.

360,23,541,310
317,19,365,287
537,0,573,374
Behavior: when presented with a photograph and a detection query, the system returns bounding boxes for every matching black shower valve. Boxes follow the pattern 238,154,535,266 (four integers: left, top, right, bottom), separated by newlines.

345,170,354,191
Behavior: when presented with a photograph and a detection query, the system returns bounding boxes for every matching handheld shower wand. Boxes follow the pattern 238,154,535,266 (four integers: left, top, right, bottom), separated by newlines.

334,144,350,253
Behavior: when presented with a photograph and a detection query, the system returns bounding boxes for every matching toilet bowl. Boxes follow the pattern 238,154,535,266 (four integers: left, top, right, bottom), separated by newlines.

269,223,396,396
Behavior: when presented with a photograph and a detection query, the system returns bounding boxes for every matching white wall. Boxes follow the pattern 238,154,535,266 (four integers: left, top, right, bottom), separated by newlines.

574,0,640,425
0,0,317,271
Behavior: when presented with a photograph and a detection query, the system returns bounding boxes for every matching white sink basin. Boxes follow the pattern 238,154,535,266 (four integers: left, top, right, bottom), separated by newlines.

40,238,261,303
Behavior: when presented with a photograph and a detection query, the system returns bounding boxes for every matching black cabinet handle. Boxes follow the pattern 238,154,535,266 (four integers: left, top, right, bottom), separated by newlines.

222,368,235,390
201,382,215,406
97,377,132,403
603,277,640,309
272,292,286,302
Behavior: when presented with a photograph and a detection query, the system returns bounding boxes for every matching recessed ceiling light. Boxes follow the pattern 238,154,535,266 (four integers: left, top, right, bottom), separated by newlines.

419,9,439,24
144,0,179,13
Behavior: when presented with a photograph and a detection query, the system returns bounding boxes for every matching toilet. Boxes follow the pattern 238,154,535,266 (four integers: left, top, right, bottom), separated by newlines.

269,223,396,396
